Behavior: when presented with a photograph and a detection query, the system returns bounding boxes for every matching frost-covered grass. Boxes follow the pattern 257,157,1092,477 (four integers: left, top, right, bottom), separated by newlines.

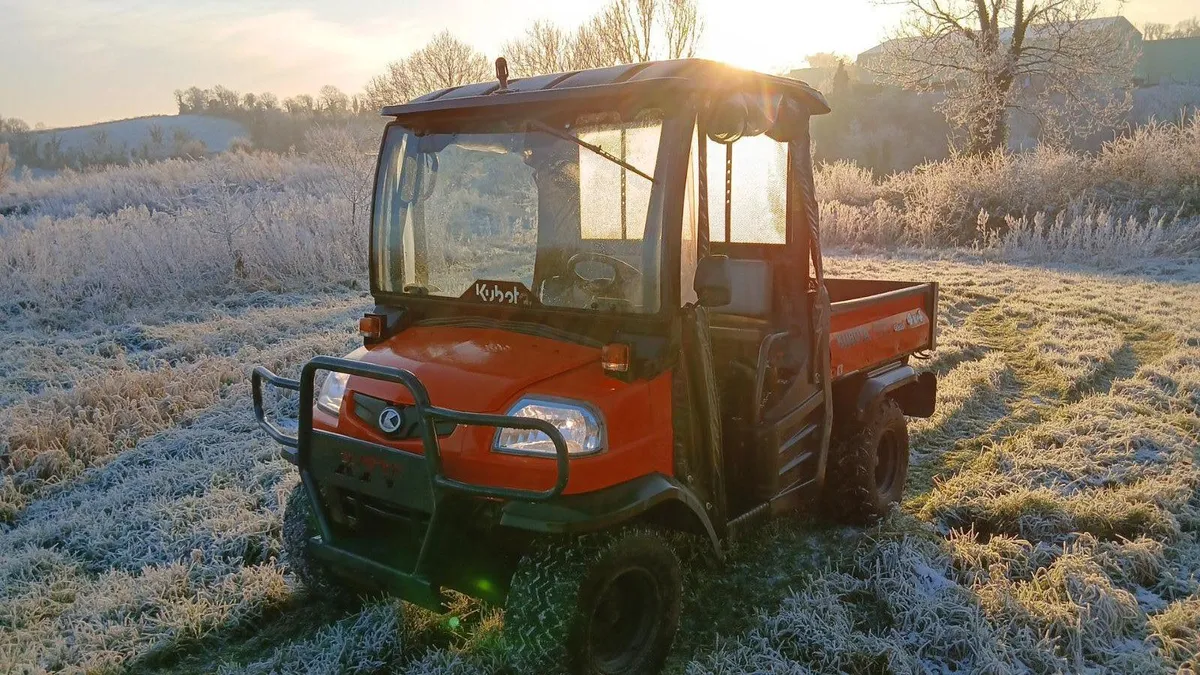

817,112,1200,257
2,139,1199,673
0,152,366,313
1,255,1196,674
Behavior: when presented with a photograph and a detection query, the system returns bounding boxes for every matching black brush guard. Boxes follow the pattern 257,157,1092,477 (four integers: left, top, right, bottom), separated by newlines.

252,355,569,609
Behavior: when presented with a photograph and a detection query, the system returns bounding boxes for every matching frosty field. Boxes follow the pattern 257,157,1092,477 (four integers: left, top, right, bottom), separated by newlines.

1,129,1199,672
1,251,1198,674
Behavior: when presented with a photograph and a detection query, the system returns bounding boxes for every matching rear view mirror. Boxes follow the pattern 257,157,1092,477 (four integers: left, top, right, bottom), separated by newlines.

694,255,732,307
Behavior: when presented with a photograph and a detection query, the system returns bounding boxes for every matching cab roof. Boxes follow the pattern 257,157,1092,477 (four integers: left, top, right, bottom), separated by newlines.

380,58,830,119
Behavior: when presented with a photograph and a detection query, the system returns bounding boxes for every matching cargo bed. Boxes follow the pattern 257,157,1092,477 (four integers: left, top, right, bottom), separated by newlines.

825,278,938,380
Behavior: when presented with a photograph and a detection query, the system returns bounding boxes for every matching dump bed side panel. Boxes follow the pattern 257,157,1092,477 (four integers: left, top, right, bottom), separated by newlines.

829,282,936,379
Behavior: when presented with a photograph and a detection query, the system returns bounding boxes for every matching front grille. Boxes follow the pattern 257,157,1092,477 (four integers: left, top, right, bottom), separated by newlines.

352,393,457,439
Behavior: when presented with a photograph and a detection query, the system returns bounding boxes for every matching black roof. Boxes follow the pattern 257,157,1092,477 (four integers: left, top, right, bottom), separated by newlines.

381,58,830,118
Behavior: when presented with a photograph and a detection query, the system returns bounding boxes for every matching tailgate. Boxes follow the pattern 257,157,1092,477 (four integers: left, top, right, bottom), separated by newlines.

828,281,937,379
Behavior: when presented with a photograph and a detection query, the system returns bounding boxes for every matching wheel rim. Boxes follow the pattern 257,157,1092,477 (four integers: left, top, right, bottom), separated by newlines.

875,429,900,494
589,566,661,672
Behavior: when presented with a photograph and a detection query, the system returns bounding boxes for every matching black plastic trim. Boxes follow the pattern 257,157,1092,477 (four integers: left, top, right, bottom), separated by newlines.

499,472,721,555
856,364,919,420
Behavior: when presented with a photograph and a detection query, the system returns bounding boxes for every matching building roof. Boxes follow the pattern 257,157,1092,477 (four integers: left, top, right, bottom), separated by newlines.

857,15,1140,61
382,58,830,118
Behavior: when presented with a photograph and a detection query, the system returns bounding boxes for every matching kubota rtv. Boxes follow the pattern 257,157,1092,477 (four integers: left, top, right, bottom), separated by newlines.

254,58,938,675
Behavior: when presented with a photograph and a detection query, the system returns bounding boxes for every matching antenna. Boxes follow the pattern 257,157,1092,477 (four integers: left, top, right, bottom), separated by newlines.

495,57,509,91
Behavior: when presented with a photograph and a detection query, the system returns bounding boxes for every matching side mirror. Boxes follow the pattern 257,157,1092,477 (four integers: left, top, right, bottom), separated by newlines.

707,92,804,144
707,96,748,144
694,255,732,308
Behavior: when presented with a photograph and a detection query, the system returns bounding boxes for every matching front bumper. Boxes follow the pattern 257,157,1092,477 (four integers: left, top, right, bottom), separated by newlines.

252,355,571,609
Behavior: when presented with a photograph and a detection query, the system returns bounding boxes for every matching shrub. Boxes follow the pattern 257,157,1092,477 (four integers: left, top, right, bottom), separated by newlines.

0,153,366,313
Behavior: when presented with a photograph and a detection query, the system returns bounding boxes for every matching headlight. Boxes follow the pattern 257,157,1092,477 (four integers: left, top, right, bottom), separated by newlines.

316,371,350,416
493,397,605,456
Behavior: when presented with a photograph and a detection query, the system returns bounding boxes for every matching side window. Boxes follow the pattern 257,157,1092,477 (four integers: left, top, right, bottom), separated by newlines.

707,135,788,244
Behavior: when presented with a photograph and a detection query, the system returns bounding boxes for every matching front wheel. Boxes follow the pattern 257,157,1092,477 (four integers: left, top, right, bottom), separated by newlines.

823,397,910,525
504,529,682,675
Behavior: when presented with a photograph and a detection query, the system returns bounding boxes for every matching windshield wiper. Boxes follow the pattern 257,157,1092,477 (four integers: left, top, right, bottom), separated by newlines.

527,119,655,183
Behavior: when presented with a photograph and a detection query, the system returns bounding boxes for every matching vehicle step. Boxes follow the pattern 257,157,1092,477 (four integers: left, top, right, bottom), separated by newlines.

779,450,814,477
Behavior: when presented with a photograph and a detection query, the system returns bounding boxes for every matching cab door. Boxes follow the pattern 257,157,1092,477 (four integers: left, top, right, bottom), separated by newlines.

687,107,829,520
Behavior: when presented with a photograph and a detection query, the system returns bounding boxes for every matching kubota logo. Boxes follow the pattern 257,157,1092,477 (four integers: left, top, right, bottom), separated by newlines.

378,408,403,434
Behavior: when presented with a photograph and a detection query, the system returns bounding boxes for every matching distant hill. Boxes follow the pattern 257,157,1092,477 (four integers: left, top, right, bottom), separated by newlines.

18,115,249,169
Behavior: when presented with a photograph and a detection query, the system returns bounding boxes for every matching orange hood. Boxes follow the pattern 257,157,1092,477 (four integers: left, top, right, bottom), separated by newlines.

346,324,601,412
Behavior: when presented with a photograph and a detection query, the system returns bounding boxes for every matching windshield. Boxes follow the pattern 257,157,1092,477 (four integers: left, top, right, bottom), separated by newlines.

372,110,665,313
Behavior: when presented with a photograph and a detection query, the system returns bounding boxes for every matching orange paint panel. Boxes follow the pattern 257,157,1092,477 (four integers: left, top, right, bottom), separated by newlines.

349,325,600,412
315,325,675,496
830,295,932,377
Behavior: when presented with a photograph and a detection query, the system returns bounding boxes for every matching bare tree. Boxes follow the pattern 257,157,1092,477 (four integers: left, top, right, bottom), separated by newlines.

661,0,702,60
872,0,1139,154
318,85,351,115
504,20,577,76
284,94,316,114
1142,22,1171,41
570,17,618,70
363,31,491,110
501,0,703,78
1175,17,1200,38
0,143,14,193
594,0,703,64
1145,17,1200,40
805,52,849,69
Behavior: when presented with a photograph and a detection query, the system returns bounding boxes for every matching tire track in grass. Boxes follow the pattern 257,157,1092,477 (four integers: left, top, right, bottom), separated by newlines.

687,265,1200,673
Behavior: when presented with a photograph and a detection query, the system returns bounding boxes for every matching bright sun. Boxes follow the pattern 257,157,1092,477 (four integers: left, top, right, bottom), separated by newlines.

693,0,899,73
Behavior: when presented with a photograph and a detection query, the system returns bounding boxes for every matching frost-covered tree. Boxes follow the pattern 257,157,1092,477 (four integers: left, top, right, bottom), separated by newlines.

318,86,351,115
305,123,379,228
872,0,1140,154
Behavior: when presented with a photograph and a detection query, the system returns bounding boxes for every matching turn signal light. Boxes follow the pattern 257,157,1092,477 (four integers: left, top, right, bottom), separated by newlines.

359,315,383,339
601,343,630,373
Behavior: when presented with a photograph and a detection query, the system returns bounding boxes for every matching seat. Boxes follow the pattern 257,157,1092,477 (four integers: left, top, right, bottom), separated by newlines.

715,259,772,319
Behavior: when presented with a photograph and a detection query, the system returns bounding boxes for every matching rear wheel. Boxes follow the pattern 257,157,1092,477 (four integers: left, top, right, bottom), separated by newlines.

283,484,357,604
504,529,682,675
824,397,910,525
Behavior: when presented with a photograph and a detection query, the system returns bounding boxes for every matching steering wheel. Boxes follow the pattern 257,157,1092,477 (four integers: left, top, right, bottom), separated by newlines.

565,252,642,303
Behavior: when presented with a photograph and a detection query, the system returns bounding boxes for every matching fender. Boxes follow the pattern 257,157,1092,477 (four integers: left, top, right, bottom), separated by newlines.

856,364,937,419
500,473,722,557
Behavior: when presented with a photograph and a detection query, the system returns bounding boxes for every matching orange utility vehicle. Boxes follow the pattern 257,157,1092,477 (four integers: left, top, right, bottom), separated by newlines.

254,58,937,674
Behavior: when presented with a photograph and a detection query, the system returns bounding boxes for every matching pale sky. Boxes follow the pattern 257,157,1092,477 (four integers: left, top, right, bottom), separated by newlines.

0,0,1194,128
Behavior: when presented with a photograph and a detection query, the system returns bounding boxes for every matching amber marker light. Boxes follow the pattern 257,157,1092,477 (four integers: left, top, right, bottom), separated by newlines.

601,343,631,373
359,315,383,339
